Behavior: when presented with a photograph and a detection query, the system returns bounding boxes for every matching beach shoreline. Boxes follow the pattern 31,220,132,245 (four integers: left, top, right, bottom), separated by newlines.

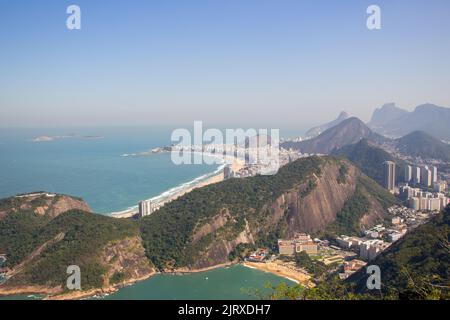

242,261,314,287
112,155,245,219
0,261,307,300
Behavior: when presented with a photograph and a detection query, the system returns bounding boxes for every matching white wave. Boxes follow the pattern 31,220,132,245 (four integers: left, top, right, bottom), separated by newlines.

148,164,224,203
110,153,225,216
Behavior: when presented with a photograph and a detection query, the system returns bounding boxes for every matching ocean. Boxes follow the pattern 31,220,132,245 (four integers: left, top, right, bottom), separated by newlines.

0,127,221,214
0,126,300,299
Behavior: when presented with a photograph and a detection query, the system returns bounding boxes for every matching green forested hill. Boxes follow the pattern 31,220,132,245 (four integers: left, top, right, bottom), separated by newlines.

140,156,397,270
395,131,450,162
1,209,139,290
333,139,404,185
140,156,325,270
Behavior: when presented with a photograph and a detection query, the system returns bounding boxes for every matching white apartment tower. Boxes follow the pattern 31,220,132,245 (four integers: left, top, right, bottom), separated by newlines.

139,199,156,217
432,166,438,184
383,161,396,191
404,164,412,183
422,167,432,187
413,166,421,185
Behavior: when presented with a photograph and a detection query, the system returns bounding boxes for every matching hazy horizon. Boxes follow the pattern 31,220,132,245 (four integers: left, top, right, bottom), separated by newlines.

1,0,450,128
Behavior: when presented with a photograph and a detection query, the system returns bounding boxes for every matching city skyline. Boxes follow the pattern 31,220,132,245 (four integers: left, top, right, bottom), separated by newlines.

1,0,450,128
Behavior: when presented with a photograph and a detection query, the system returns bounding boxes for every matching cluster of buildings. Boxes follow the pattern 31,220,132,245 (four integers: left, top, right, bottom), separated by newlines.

400,186,449,211
277,233,368,279
388,204,439,229
383,161,447,192
334,203,439,263
403,164,439,188
246,249,270,263
336,235,391,261
226,163,272,179
222,147,304,179
383,161,449,211
278,233,318,255
258,232,373,280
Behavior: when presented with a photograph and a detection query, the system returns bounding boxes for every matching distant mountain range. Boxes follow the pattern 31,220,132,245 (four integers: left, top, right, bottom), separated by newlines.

285,108,450,163
395,131,450,162
282,117,388,154
305,111,349,138
368,103,408,129
368,103,450,140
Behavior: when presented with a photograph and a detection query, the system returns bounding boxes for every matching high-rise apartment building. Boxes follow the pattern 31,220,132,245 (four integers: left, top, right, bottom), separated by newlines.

422,167,432,187
139,199,156,217
432,166,438,184
413,166,421,185
383,161,396,191
404,164,412,183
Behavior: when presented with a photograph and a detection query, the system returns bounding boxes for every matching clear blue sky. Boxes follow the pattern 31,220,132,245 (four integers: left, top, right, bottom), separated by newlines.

1,0,449,128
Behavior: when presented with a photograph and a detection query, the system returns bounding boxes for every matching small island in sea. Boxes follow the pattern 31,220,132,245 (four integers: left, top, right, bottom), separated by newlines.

31,134,104,143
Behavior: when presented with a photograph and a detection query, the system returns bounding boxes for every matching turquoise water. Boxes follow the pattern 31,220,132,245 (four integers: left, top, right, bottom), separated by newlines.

0,266,293,300
100,265,292,300
0,127,219,214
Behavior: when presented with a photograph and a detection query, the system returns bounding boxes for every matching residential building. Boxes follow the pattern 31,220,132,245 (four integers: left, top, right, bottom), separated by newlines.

388,231,403,242
278,233,317,255
432,166,438,184
278,240,295,255
336,236,363,249
413,166,421,185
404,165,412,183
434,181,447,193
139,199,156,217
224,164,234,180
408,197,420,210
248,249,269,263
422,167,432,187
383,161,396,191
295,242,318,255
359,240,390,261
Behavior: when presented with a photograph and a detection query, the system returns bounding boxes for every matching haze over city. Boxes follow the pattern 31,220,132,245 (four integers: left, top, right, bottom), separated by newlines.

1,0,450,128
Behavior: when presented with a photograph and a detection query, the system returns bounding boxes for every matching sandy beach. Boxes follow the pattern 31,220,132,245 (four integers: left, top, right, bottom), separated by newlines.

242,261,314,288
112,156,245,219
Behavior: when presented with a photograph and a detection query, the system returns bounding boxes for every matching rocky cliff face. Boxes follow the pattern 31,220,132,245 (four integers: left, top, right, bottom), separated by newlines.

183,158,391,269
277,162,358,235
101,236,154,287
0,192,91,220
